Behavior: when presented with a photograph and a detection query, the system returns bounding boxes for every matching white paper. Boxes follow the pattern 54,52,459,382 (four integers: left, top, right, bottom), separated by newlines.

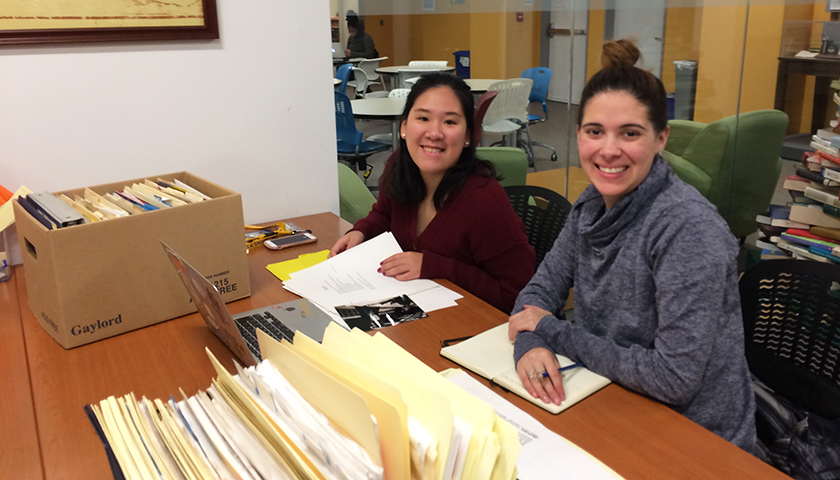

445,370,624,480
284,232,461,316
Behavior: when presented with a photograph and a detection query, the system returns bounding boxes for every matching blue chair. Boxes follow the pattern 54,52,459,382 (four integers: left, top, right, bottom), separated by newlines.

521,67,558,162
336,64,353,96
335,91,390,177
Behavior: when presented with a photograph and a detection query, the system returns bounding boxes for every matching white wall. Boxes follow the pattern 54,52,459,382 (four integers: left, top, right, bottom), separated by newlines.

0,0,339,228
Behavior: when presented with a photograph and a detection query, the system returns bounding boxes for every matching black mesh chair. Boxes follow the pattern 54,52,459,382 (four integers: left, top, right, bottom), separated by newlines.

504,185,572,268
739,259,840,419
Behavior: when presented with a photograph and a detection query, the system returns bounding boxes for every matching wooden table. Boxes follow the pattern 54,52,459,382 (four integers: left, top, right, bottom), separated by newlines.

774,55,840,134
527,166,591,202
351,97,407,150
3,212,790,480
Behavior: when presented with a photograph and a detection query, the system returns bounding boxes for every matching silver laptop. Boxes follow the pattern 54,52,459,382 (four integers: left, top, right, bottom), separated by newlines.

162,241,334,366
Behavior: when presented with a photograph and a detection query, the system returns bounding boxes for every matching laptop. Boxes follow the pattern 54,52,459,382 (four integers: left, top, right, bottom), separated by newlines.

161,241,334,366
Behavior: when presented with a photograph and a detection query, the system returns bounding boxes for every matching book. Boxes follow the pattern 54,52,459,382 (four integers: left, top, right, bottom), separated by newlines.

440,324,611,414
780,231,836,252
824,203,840,219
757,223,786,237
755,238,782,253
811,225,840,242
790,203,840,229
823,167,840,183
782,175,811,192
810,247,840,263
771,218,810,229
797,168,840,188
816,150,840,167
817,127,836,140
804,186,840,206
761,249,790,260
810,141,840,157
776,239,832,263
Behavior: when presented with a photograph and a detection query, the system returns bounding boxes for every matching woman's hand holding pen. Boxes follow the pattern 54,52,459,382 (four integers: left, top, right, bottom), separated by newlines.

516,348,565,405
379,252,423,281
329,230,365,257
508,304,551,340
509,305,565,404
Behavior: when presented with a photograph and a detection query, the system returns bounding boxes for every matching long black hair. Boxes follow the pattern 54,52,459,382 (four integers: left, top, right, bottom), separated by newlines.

381,72,495,209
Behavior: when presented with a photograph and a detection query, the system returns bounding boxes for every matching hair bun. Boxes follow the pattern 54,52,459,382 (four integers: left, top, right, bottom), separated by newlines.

601,39,641,68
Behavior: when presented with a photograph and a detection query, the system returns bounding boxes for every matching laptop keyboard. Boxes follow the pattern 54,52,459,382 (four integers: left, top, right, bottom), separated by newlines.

234,311,296,361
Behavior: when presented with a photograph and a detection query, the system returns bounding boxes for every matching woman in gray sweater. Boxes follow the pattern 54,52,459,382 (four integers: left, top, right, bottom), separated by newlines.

508,42,756,452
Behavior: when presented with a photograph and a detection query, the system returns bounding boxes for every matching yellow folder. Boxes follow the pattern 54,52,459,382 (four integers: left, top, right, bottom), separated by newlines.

286,330,410,480
321,323,454,480
255,330,383,470
366,331,520,480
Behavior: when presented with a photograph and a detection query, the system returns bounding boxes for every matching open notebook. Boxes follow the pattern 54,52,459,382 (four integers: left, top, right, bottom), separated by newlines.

440,323,611,414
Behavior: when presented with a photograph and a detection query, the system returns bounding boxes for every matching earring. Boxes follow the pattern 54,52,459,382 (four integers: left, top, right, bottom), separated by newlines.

401,133,405,138
464,142,469,147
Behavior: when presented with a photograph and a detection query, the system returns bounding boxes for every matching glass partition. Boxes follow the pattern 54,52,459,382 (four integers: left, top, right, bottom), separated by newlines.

334,0,832,238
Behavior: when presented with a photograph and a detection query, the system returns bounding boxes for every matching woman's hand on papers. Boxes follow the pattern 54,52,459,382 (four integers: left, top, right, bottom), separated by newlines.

379,252,423,281
516,348,565,405
508,305,550,341
330,230,365,257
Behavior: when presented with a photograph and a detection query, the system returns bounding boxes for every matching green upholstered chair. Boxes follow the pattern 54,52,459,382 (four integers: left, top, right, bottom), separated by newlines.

476,147,528,187
662,109,788,239
338,163,376,225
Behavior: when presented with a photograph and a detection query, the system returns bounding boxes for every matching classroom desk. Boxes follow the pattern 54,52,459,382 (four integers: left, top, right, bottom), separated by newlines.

376,65,456,88
351,96,406,150
5,212,790,480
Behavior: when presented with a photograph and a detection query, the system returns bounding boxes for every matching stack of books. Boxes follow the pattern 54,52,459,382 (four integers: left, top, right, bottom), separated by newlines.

756,143,840,263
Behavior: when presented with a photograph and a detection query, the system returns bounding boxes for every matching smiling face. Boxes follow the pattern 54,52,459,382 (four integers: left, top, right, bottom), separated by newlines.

577,90,669,209
400,86,470,185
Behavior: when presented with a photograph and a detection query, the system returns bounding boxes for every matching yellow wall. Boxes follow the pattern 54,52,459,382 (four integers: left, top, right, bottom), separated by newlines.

738,5,786,114
470,12,507,78
661,7,701,93
586,8,605,81
357,0,542,80
693,5,749,123
504,10,541,78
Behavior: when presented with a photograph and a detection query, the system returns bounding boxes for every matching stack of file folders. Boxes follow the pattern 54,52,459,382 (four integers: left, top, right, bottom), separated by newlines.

86,324,524,480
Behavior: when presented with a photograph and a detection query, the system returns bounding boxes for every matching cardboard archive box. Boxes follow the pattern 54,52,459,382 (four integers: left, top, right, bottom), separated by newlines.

13,172,251,348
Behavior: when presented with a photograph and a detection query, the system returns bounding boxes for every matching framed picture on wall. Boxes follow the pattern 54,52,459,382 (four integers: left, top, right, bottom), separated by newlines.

0,0,218,46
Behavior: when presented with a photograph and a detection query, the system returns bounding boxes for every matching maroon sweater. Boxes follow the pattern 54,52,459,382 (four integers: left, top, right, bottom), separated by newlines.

353,174,535,313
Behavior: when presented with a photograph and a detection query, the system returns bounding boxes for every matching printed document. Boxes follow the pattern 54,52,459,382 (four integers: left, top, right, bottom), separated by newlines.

444,369,624,480
283,232,461,322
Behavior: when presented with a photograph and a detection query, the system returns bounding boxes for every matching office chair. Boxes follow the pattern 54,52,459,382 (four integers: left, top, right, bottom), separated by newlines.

348,57,388,98
338,163,376,224
335,64,353,96
473,90,497,146
477,147,528,187
335,91,390,179
521,67,558,162
739,259,840,419
504,185,572,268
740,259,840,478
483,78,535,168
